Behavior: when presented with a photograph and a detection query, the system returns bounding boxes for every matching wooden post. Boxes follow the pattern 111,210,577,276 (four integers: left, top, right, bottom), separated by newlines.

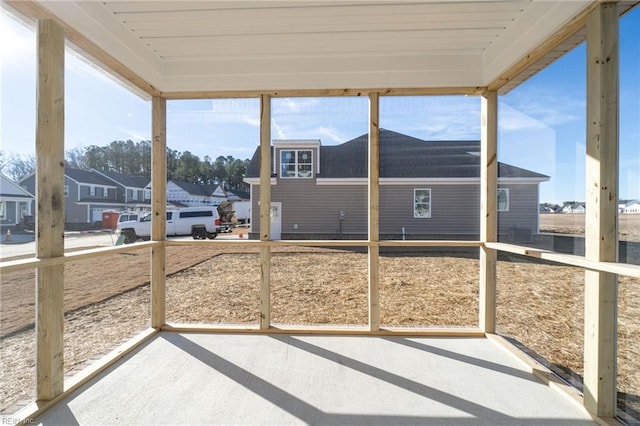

35,18,65,401
480,90,498,334
151,96,167,329
259,94,271,330
584,2,619,417
368,93,380,331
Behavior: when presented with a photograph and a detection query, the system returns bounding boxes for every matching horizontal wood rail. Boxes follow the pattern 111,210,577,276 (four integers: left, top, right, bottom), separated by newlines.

162,323,484,337
165,239,482,248
484,242,640,278
0,241,157,274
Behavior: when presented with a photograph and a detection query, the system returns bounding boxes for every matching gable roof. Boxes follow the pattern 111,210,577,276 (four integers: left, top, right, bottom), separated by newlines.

0,174,34,198
247,129,549,180
170,180,227,198
93,169,150,188
65,168,118,186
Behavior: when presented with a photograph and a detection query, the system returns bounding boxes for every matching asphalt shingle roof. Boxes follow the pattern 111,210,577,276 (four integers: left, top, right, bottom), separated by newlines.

247,129,548,179
65,168,118,186
95,170,150,188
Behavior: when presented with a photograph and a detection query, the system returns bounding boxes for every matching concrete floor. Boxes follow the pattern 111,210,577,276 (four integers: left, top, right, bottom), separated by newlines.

34,333,596,425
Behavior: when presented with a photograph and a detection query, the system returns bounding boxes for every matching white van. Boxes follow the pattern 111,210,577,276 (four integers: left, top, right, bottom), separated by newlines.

117,206,221,243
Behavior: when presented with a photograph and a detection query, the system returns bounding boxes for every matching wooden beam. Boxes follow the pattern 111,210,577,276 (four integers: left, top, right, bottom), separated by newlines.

160,87,486,100
485,242,640,279
584,2,619,417
368,92,380,331
151,96,167,329
487,2,598,92
35,18,65,402
479,90,498,334
4,0,159,98
259,94,271,330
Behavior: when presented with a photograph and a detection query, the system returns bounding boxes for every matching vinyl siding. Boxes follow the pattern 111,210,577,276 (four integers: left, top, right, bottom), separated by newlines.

251,181,540,237
497,184,540,233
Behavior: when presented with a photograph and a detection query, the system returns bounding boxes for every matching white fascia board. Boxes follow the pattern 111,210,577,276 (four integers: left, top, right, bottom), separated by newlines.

316,177,547,185
497,177,550,184
244,178,277,185
273,140,321,148
483,0,591,85
37,1,162,96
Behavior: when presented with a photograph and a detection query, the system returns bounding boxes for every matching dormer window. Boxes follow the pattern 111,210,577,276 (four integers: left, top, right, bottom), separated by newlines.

281,149,313,178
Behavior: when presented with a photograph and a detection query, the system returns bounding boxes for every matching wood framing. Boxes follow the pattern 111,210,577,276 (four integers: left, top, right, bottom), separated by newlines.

5,0,159,98
479,90,498,334
583,2,619,417
368,92,380,331
160,87,486,100
35,18,65,402
151,96,167,329
259,94,272,329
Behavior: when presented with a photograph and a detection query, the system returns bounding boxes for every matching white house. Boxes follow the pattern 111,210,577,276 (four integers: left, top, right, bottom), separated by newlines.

622,200,640,214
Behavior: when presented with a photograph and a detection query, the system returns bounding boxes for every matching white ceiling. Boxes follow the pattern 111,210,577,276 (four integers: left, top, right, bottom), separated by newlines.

4,1,634,96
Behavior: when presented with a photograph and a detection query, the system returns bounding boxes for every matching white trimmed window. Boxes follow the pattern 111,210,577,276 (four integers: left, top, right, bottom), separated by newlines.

103,187,108,197
132,190,138,201
0,201,5,219
280,149,313,178
413,188,431,218
90,186,96,196
497,188,509,212
64,185,69,197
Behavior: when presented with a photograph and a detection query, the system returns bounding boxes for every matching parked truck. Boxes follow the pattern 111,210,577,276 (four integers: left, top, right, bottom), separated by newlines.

117,206,221,243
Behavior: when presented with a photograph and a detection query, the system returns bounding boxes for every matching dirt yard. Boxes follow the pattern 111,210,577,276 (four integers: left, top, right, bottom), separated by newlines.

540,213,640,242
1,223,639,417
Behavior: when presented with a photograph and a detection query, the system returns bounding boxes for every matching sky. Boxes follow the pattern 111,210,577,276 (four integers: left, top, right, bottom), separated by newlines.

1,5,638,205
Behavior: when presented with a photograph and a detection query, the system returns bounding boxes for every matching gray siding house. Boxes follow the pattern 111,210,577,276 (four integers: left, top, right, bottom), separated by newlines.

94,169,151,209
245,129,549,240
21,168,127,227
0,174,34,228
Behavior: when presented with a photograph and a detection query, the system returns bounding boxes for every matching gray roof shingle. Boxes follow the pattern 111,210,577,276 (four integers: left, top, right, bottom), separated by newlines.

247,129,548,179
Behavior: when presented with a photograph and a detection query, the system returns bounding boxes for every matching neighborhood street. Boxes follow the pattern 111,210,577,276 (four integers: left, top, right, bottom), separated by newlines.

0,229,249,260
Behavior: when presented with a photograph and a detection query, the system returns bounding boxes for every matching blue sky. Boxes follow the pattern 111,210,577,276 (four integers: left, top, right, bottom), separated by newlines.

1,6,638,204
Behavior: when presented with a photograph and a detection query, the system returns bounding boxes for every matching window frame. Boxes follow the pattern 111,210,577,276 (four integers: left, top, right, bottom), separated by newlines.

103,187,108,197
497,188,509,212
0,201,5,219
413,188,431,218
280,149,313,179
89,185,96,196
64,185,69,197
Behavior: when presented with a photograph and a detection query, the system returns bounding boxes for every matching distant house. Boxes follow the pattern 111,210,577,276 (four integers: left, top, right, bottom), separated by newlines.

21,168,127,225
562,203,586,214
621,200,640,214
93,169,151,209
0,174,34,227
165,180,228,207
245,129,549,239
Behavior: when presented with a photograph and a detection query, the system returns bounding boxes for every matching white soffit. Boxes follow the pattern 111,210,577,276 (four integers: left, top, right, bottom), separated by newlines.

9,0,624,94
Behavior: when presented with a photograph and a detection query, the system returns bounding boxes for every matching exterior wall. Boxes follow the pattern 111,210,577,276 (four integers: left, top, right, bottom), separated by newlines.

380,185,480,236
250,181,540,239
66,178,87,223
496,183,541,234
0,201,18,225
251,180,367,236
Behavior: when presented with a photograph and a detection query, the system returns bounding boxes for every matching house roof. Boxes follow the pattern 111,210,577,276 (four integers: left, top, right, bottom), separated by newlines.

65,168,117,186
5,1,636,97
170,180,227,198
247,129,549,180
0,174,34,198
93,169,150,189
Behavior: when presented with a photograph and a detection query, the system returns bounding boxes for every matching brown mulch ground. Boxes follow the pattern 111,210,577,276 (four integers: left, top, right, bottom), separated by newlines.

1,226,639,417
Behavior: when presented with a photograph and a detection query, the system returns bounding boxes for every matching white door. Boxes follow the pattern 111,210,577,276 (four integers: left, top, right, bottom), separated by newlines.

270,202,282,240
